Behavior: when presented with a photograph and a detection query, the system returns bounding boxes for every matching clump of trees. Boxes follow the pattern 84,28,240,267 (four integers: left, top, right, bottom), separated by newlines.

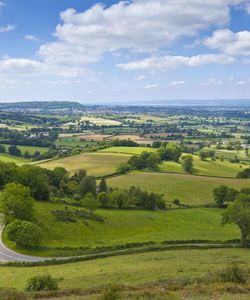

181,155,193,174
117,143,182,173
213,185,238,208
237,168,250,179
199,149,215,161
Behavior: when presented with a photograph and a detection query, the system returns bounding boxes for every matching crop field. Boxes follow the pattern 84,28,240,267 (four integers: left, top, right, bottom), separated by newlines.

80,116,121,126
0,144,48,155
106,134,153,144
159,155,247,178
55,138,98,147
108,172,250,205
38,153,130,176
0,248,249,291
0,153,28,164
100,146,157,155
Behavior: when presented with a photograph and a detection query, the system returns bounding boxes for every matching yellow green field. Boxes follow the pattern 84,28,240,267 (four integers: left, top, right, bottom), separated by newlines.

108,171,250,205
0,153,28,164
38,153,131,176
99,146,157,155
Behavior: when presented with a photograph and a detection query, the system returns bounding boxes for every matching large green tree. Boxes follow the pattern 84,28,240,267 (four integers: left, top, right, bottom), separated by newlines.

222,194,250,247
0,183,34,224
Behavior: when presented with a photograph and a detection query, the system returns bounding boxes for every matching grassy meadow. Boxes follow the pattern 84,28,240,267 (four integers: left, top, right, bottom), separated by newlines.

108,171,250,205
99,146,157,155
0,144,48,155
38,153,131,176
159,155,247,178
4,201,240,257
0,153,28,164
0,248,249,290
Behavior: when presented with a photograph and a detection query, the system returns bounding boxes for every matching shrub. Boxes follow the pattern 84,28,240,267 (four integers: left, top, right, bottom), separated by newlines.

6,220,42,247
216,264,248,283
25,274,58,292
101,285,121,300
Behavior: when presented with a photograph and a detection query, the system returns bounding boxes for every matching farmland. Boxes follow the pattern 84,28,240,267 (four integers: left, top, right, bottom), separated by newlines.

2,201,239,257
108,171,250,205
38,152,130,176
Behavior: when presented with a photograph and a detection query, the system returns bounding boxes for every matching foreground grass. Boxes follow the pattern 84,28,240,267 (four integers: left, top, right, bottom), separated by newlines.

0,248,249,291
108,171,250,205
38,153,130,176
4,202,240,256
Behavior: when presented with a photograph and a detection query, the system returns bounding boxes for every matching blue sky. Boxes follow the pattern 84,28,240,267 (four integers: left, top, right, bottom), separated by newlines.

1,0,250,103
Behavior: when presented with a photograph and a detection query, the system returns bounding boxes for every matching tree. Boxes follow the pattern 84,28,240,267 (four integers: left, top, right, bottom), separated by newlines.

237,168,250,179
14,165,50,201
213,185,237,208
81,193,99,213
0,183,34,223
6,220,42,247
8,145,21,157
110,189,129,209
99,178,108,193
222,194,250,247
80,176,96,197
182,155,193,174
98,192,110,208
117,162,131,173
0,144,6,153
158,144,182,162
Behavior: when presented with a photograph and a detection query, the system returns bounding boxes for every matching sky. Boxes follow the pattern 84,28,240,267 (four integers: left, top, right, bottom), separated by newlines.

1,0,250,103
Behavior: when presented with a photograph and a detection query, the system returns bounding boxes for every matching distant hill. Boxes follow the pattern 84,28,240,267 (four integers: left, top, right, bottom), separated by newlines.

0,101,84,110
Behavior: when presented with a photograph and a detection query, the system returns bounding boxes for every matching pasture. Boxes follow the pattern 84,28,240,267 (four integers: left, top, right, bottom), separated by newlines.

160,155,247,178
0,153,28,164
100,146,157,155
0,248,249,290
38,152,130,176
80,116,121,126
108,171,250,205
4,201,239,257
0,144,48,155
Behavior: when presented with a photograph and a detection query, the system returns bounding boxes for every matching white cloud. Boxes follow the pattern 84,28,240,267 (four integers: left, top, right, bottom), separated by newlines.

135,75,146,81
237,80,248,85
25,35,41,42
204,29,250,56
170,81,186,86
118,54,234,70
205,78,223,85
0,24,15,33
38,0,244,67
145,84,159,89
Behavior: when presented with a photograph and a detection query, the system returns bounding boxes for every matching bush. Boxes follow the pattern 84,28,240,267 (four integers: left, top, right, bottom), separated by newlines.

216,264,248,283
6,220,42,247
25,274,58,292
101,285,121,300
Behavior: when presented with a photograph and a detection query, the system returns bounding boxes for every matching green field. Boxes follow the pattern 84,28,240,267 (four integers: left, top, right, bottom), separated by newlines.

0,153,28,164
0,248,249,291
38,153,131,176
4,201,240,257
55,138,97,147
159,155,247,178
100,146,156,155
0,144,48,155
108,172,250,205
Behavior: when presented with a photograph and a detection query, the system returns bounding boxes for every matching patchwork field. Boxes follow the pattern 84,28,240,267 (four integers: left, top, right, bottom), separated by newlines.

108,172,250,205
0,248,249,290
0,144,48,155
0,153,28,164
80,116,121,126
38,153,130,176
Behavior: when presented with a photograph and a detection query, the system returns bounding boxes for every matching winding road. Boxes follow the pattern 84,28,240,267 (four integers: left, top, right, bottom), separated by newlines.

0,227,45,262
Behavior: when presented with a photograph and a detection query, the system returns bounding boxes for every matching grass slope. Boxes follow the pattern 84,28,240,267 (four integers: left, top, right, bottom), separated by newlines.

4,201,239,257
0,248,249,290
0,144,48,155
159,155,247,178
0,153,28,164
108,171,250,205
100,146,157,155
38,153,130,176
